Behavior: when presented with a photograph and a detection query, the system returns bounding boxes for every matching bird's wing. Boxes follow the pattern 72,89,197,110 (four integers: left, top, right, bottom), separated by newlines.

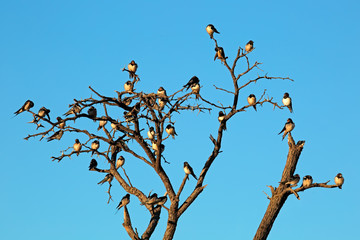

278,126,286,135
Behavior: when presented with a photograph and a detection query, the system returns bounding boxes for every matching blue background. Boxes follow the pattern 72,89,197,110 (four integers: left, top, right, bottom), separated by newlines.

1,1,358,239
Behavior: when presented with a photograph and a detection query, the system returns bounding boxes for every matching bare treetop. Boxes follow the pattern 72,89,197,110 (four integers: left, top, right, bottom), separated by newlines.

16,24,342,240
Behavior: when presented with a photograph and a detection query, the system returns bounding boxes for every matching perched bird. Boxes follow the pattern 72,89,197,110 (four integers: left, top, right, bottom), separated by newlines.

128,60,138,79
301,175,313,188
64,103,81,116
37,107,51,120
184,162,198,180
206,24,220,39
124,81,134,92
165,124,177,139
73,139,82,156
89,159,98,170
191,83,200,99
156,87,168,110
56,117,66,129
282,92,293,113
152,142,165,153
183,76,200,90
116,194,130,210
214,47,226,62
155,196,167,206
122,97,132,106
158,97,167,110
334,173,344,189
124,111,136,123
278,118,295,140
152,142,158,151
145,193,158,205
147,127,155,140
97,116,107,131
157,87,167,98
116,156,125,169
14,100,34,116
47,130,63,142
247,94,257,111
91,140,100,156
98,173,113,185
87,106,97,121
280,174,300,187
111,121,118,131
245,40,254,52
218,111,227,130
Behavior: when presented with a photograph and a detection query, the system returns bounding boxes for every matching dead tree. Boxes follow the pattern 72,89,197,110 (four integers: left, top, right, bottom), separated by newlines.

16,27,343,240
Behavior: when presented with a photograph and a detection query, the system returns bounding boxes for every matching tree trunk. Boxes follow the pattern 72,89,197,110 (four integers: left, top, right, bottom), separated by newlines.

163,203,179,240
254,136,305,240
163,214,178,240
253,191,290,240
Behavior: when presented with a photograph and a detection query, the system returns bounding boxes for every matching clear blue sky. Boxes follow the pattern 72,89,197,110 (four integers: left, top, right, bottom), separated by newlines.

1,1,359,239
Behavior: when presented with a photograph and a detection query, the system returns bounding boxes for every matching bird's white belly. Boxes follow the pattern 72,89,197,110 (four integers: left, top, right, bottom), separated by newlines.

282,97,291,106
247,97,256,105
285,123,294,132
335,177,344,186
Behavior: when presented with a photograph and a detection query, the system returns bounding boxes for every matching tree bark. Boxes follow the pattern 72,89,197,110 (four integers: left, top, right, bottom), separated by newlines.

253,135,305,240
141,206,162,240
163,203,179,240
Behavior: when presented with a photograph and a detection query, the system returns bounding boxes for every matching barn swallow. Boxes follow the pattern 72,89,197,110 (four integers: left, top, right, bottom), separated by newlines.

56,117,66,129
14,100,34,116
184,162,197,180
157,87,167,98
37,107,51,120
282,92,293,113
152,142,158,151
206,24,220,39
183,76,200,90
218,111,227,130
98,173,113,185
147,127,155,140
97,116,107,131
91,140,100,156
89,158,98,170
111,120,119,131
165,124,177,139
278,118,295,140
334,173,344,189
124,81,134,92
116,155,125,169
64,103,81,116
145,193,158,205
87,106,97,121
214,47,226,62
128,60,138,79
158,97,167,110
191,83,200,99
116,194,130,210
245,40,254,52
280,174,300,187
155,196,167,206
47,130,63,142
124,111,135,123
123,97,132,106
73,139,82,156
152,142,165,153
247,94,257,111
301,175,313,188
